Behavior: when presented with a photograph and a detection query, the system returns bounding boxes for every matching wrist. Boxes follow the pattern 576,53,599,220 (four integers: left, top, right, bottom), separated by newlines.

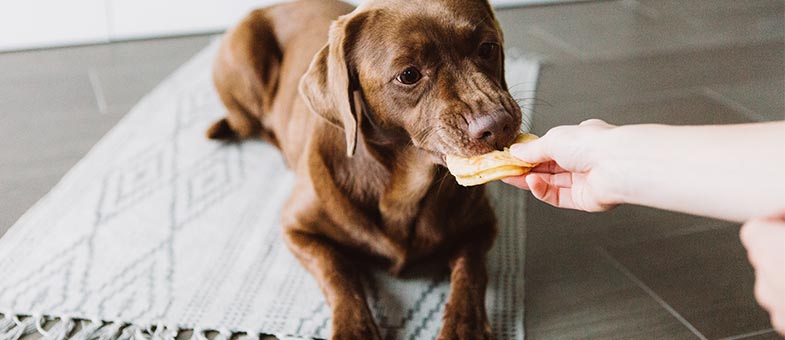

588,124,650,207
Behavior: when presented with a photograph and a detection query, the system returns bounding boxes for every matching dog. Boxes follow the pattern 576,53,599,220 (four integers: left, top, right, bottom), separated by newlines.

209,0,522,339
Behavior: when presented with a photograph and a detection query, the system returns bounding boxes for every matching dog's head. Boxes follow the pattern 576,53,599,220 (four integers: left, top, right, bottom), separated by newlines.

300,0,521,161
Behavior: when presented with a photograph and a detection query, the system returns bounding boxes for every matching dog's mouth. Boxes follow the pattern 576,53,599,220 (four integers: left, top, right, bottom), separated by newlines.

413,128,518,167
429,150,449,166
410,145,448,166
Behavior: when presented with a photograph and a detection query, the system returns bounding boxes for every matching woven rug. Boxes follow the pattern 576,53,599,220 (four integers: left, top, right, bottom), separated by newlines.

0,39,539,340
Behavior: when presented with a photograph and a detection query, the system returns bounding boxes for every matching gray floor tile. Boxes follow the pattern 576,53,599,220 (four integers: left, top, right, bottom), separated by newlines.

92,63,189,115
533,92,754,135
94,35,216,68
498,0,783,61
704,77,785,122
525,200,737,258
524,200,734,339
0,35,215,81
91,36,214,114
0,170,73,235
528,6,695,61
733,329,784,340
636,0,783,20
636,0,784,47
535,41,785,107
0,72,99,116
606,227,773,339
0,112,120,166
497,2,691,61
525,251,699,339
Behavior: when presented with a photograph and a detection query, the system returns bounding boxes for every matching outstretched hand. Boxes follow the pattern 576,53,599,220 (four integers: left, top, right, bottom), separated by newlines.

502,119,621,212
741,213,785,335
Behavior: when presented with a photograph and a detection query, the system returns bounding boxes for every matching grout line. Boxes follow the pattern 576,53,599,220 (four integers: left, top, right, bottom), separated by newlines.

87,67,108,115
701,87,768,122
596,247,709,340
618,0,662,20
527,25,586,60
608,221,737,249
717,328,776,340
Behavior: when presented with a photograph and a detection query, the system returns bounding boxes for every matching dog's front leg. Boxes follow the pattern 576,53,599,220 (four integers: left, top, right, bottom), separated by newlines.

438,242,494,340
284,228,382,340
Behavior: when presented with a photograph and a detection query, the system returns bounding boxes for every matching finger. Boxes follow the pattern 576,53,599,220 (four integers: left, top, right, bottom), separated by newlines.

510,138,551,164
579,118,608,127
524,171,573,188
754,274,774,311
549,172,573,188
530,160,568,174
741,218,785,268
526,174,578,210
740,222,760,267
772,311,785,337
502,175,530,190
557,187,577,210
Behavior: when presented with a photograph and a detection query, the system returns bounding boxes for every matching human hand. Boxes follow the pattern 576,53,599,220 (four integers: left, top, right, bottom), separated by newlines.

502,119,622,212
741,213,785,335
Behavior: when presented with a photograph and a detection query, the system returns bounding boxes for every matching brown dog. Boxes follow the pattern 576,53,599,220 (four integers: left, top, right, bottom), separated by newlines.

209,0,522,339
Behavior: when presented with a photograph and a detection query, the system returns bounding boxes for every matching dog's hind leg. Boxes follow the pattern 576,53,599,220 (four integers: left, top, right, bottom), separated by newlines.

206,96,261,140
208,9,282,143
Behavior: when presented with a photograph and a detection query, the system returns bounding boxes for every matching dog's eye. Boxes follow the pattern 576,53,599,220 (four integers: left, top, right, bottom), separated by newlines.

478,43,499,59
396,67,422,85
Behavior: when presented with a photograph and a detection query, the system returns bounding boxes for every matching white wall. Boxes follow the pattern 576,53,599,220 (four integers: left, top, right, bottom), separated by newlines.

0,0,111,51
0,0,289,51
0,0,576,51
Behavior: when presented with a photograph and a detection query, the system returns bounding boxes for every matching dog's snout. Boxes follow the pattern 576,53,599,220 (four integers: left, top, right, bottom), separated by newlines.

467,111,514,148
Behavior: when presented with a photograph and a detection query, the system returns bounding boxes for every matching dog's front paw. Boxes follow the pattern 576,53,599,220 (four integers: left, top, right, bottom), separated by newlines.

437,306,494,340
331,323,382,340
330,305,382,340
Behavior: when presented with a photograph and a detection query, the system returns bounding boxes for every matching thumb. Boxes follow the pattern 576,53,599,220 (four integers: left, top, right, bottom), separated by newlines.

510,138,551,164
741,214,785,247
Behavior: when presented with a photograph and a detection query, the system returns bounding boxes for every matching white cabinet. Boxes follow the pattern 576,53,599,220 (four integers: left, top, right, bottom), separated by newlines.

0,0,110,51
0,0,574,51
107,0,286,40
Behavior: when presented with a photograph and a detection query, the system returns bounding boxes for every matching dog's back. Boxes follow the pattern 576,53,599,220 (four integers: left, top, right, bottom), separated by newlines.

209,0,354,166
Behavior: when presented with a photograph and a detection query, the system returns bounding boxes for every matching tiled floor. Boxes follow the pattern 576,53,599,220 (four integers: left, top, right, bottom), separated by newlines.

496,1,784,339
1,1,783,339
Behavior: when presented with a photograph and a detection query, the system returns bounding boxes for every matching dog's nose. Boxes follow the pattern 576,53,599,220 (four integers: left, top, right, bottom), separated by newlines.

468,111,514,148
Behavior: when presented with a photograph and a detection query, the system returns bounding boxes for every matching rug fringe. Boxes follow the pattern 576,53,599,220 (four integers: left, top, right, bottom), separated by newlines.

149,324,178,340
0,315,272,340
213,329,231,340
0,315,38,340
68,320,105,340
0,316,14,334
42,317,75,340
186,328,206,340
117,324,138,340
236,332,259,340
96,322,125,340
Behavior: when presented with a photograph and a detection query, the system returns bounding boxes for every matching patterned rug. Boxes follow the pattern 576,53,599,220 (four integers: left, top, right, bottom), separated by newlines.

0,39,538,340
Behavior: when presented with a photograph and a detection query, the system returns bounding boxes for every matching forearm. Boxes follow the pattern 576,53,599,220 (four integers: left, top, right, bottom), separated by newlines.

601,121,785,222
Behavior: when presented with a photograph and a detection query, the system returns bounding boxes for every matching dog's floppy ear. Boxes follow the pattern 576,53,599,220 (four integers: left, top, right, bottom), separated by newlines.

478,0,509,91
299,13,368,157
490,14,508,91
498,38,508,91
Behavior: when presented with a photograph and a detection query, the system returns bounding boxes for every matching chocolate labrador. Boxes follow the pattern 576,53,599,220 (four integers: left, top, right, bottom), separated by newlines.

209,0,522,339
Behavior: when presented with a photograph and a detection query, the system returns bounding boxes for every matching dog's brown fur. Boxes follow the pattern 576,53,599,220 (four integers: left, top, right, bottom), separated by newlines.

209,0,522,338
